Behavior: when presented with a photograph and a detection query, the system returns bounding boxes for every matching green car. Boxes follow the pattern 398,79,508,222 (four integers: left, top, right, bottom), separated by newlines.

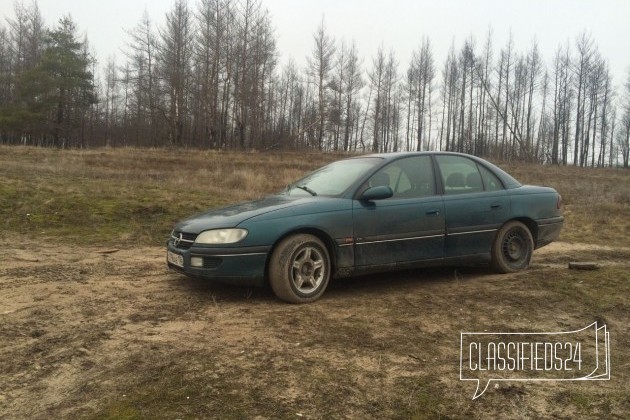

167,152,563,303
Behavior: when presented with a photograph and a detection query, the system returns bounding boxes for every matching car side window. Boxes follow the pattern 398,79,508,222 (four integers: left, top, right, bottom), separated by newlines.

436,155,485,195
478,164,504,191
366,156,435,199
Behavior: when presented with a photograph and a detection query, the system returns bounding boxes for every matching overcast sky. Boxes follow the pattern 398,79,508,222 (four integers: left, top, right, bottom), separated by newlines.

2,0,629,84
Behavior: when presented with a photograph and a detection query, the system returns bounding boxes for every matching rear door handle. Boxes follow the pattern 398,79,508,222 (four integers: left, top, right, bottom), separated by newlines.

490,203,503,209
426,208,440,216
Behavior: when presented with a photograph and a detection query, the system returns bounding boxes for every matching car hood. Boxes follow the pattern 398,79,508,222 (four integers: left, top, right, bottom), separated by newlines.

175,194,306,233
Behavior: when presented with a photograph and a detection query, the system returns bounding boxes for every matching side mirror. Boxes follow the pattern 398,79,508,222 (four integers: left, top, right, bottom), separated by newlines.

360,185,393,201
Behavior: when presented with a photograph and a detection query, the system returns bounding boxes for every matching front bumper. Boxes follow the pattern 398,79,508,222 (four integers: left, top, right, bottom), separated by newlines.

166,240,270,287
535,216,564,249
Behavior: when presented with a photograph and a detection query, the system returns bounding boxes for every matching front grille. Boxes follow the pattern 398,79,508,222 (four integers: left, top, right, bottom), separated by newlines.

171,231,197,250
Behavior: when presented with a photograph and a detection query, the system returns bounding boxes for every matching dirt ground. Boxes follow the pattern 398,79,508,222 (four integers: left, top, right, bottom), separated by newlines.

1,239,629,419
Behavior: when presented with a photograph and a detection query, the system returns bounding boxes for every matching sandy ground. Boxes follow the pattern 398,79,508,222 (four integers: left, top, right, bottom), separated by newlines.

1,240,628,419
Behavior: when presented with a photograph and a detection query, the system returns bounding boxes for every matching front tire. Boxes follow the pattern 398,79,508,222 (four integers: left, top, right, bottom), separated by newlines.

269,234,331,303
491,221,534,273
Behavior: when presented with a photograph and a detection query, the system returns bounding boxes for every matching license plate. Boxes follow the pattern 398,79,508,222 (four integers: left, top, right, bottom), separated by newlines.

167,251,184,268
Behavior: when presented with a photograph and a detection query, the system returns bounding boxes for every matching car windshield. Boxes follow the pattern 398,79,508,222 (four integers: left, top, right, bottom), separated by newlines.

287,157,382,197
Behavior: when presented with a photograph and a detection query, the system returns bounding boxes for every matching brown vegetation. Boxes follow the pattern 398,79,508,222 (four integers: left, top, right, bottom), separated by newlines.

0,147,629,419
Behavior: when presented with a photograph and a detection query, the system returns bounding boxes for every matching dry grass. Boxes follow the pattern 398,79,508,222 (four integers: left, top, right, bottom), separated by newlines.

502,162,630,246
1,146,628,247
0,146,339,245
1,146,629,419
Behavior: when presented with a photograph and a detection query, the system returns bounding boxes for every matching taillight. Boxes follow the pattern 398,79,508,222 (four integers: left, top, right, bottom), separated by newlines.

557,194,563,210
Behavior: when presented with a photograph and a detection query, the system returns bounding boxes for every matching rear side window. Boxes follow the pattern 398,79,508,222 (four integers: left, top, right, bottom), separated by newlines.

478,164,504,191
436,155,485,195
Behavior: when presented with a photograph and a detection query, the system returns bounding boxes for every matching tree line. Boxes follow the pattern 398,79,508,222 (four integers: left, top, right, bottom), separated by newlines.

1,0,629,167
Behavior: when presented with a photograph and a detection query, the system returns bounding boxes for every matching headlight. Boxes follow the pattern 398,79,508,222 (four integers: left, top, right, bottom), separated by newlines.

194,228,248,244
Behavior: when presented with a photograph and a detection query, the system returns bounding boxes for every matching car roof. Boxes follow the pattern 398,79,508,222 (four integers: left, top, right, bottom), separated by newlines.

360,151,475,160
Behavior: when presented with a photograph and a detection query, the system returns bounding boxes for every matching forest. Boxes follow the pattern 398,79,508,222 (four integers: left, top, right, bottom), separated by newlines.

0,0,629,167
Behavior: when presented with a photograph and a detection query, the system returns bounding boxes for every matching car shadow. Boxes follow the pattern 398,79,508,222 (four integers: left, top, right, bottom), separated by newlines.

168,265,495,304
325,265,493,298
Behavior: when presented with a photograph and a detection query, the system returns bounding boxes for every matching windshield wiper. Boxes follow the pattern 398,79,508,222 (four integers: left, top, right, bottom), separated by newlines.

295,185,317,196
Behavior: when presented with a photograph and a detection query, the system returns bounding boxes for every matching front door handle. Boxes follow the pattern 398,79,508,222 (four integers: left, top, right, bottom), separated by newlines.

426,208,440,216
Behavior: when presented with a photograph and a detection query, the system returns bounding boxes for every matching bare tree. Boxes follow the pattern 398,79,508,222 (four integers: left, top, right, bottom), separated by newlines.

307,16,335,150
382,50,399,152
551,46,565,164
597,64,613,166
535,70,549,161
573,31,594,166
124,10,160,146
3,2,630,164
501,34,514,159
342,41,363,151
0,27,13,130
158,0,194,147
456,38,475,153
524,41,541,154
475,28,493,156
328,40,345,150
194,0,227,148
368,46,386,152
582,55,605,166
618,68,630,167
102,55,119,146
441,43,460,152
410,37,434,151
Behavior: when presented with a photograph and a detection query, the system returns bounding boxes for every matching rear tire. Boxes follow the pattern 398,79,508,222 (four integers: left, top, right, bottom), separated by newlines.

269,234,331,303
491,221,534,273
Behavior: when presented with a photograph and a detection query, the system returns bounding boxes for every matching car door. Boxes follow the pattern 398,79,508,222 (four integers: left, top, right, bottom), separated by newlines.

435,155,510,258
352,156,445,267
